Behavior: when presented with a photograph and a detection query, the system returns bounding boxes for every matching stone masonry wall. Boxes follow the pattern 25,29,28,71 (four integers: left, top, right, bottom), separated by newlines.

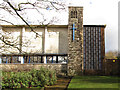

68,7,83,76
1,64,67,75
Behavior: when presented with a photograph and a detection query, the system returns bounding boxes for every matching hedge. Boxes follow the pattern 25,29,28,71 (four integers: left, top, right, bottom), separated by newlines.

2,68,57,89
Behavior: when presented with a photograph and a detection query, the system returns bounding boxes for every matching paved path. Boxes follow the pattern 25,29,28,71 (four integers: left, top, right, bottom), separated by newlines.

44,76,72,90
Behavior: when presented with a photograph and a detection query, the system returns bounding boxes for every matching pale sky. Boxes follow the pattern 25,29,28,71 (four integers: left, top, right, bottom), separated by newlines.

66,0,119,53
0,0,119,53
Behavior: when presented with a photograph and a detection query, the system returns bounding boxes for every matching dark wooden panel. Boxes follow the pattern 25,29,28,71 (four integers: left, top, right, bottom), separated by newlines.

101,27,105,71
83,26,105,71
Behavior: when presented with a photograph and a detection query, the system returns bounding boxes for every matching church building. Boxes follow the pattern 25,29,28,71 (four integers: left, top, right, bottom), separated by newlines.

0,6,106,76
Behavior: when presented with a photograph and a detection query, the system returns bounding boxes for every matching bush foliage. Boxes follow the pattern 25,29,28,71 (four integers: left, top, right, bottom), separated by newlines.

2,68,57,89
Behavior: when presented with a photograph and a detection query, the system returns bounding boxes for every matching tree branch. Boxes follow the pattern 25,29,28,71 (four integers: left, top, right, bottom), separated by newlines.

7,1,42,38
0,35,21,52
0,18,14,25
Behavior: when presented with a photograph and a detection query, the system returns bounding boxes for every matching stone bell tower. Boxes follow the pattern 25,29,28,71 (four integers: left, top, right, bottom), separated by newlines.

68,6,83,76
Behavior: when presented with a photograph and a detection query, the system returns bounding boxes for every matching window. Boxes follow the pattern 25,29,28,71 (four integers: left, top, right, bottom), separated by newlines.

71,11,73,18
71,11,77,18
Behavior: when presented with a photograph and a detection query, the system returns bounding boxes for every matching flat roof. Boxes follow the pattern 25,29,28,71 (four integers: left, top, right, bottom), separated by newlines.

0,25,68,28
84,25,106,27
0,25,106,28
68,6,83,8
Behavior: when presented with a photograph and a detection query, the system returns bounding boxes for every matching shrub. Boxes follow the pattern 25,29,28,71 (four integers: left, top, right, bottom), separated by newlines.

2,68,57,89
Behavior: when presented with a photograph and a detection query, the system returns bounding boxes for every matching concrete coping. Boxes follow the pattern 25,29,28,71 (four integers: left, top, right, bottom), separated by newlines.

0,63,67,65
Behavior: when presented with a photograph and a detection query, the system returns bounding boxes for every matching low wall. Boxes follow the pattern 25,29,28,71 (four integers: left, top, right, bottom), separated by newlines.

83,70,104,75
0,64,67,75
104,59,120,75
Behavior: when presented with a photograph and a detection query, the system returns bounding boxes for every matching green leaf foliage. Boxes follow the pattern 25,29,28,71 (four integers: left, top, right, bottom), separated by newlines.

2,67,57,89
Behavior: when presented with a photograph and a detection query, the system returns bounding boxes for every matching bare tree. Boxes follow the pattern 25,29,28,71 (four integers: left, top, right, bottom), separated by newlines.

0,0,66,54
105,51,118,59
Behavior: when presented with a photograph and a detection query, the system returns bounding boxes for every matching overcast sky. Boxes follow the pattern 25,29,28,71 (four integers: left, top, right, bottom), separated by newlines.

0,0,119,53
59,0,119,53
66,0,119,53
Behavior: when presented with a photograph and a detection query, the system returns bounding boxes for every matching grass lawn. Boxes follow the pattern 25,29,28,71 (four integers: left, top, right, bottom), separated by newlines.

68,76,120,89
